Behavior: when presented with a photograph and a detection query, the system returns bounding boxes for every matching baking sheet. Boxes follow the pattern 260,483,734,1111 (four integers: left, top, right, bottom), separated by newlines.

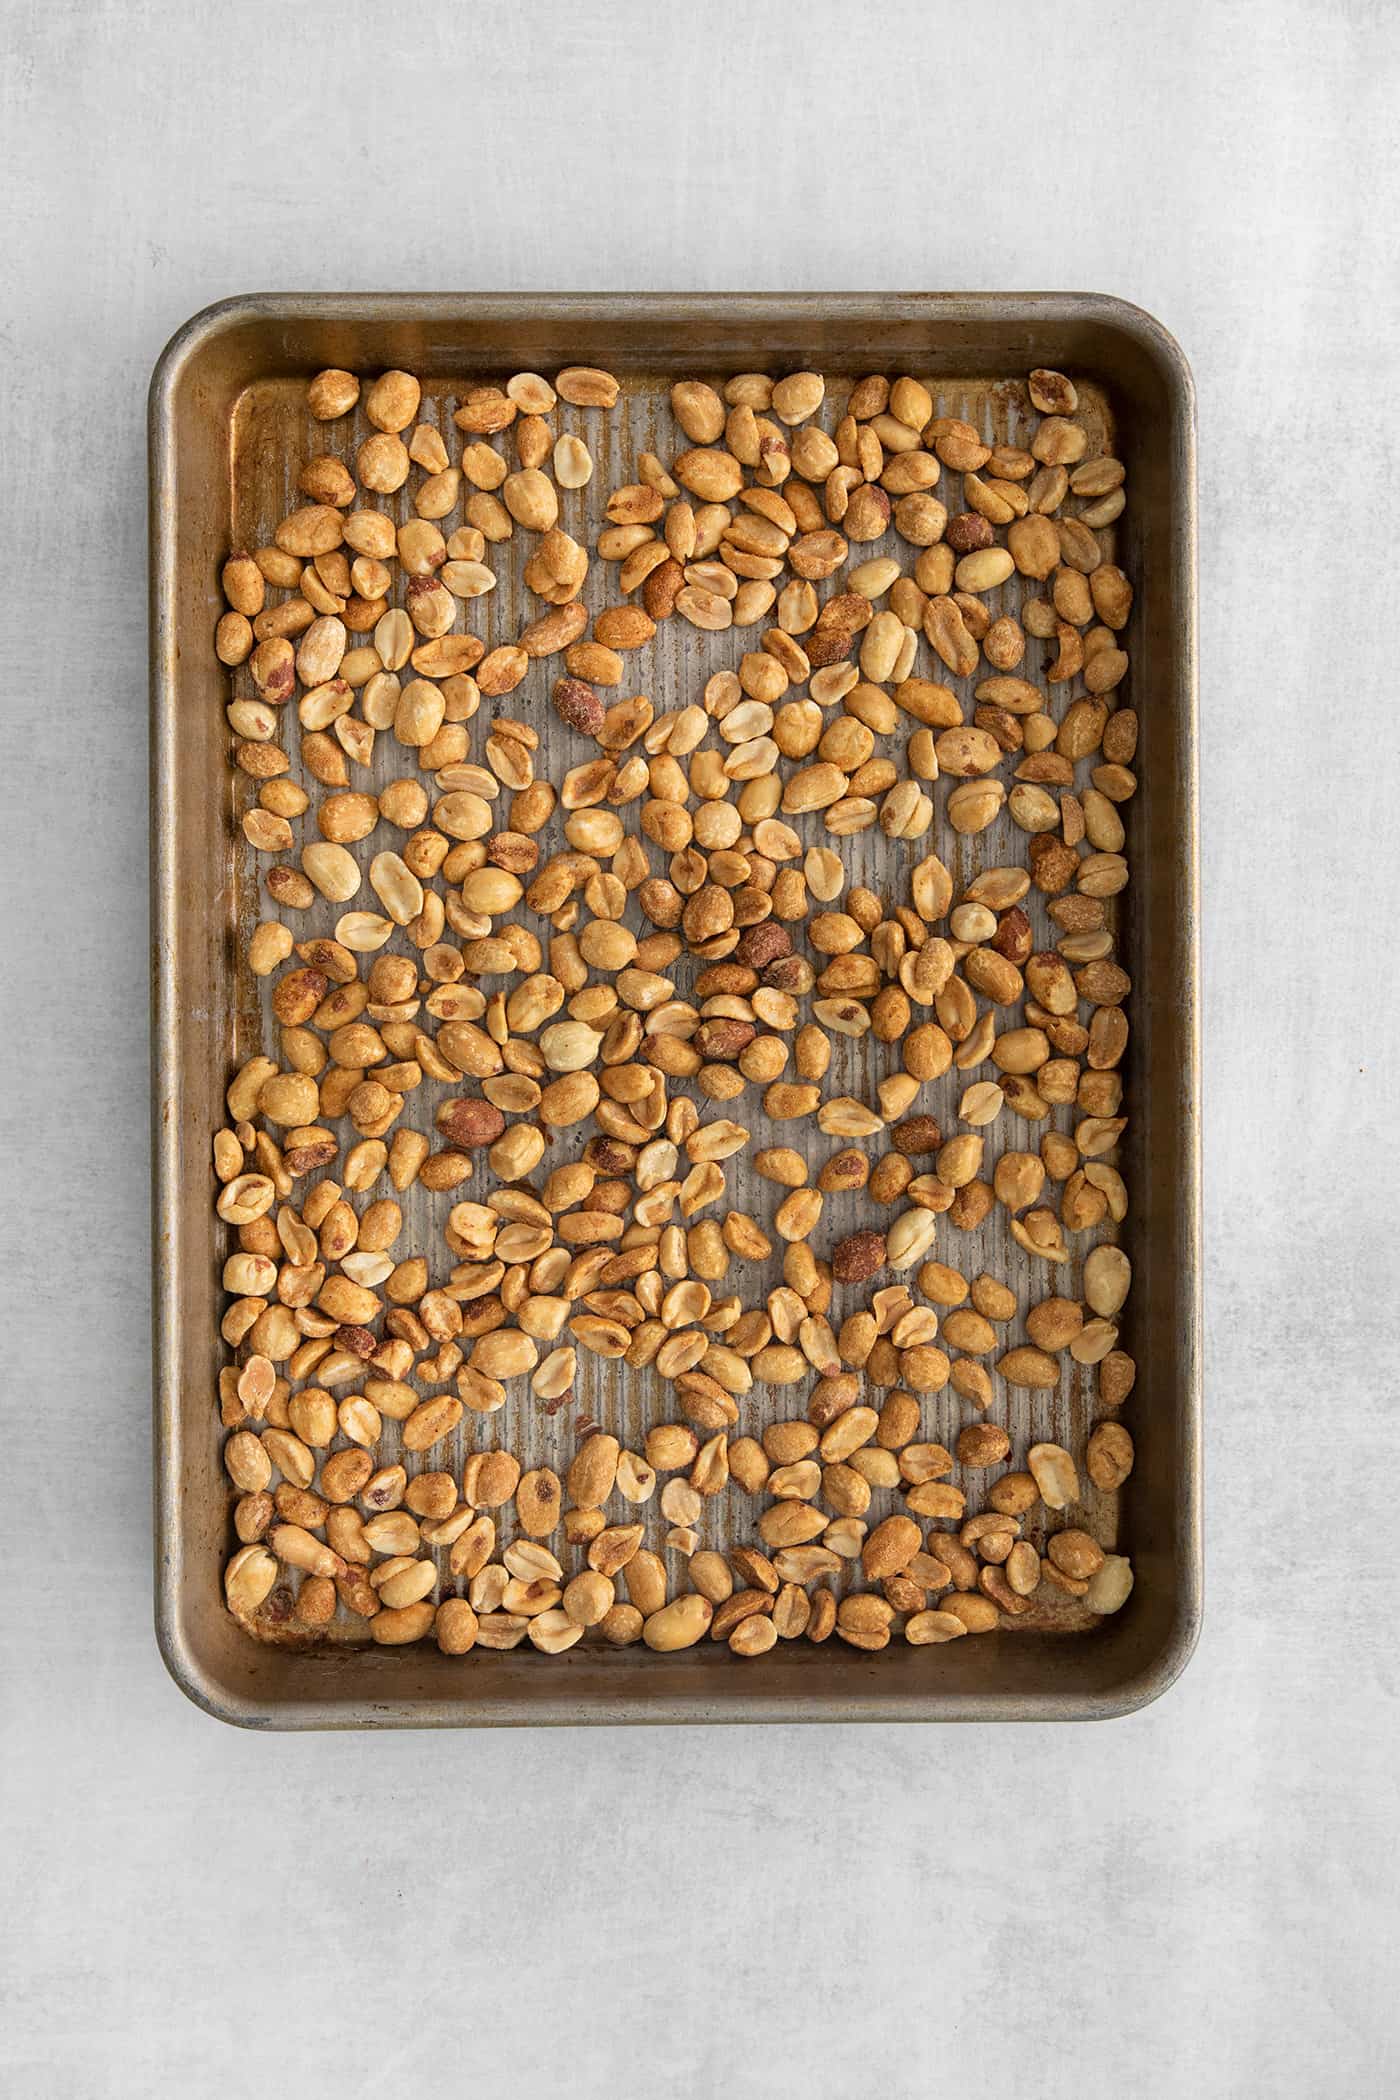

152,293,1200,1725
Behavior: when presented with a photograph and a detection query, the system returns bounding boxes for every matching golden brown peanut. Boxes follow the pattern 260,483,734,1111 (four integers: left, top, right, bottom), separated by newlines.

730,1614,778,1657
307,369,359,420
643,1594,713,1651
861,1516,922,1580
1087,1421,1135,1490
563,1571,615,1626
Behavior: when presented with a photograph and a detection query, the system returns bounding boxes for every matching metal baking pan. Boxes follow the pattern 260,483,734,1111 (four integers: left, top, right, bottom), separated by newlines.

151,293,1199,1726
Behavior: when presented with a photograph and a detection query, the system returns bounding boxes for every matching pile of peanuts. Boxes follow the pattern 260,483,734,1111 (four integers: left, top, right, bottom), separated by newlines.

215,356,1138,1659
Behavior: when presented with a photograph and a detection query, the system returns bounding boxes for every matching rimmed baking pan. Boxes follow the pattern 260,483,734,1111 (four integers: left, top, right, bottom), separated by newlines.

151,293,1199,1725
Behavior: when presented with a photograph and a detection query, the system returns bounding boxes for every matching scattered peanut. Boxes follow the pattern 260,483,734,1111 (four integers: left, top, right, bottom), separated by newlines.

214,353,1139,1665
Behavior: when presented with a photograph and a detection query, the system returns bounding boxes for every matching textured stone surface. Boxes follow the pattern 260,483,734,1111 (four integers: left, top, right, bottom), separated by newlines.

4,2,1398,2092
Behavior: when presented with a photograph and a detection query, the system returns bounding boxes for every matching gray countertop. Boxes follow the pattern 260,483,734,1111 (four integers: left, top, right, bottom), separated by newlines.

5,2,1397,2092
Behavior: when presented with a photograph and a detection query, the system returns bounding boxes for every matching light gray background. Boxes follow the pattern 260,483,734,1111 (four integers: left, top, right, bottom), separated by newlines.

4,2,1396,2093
